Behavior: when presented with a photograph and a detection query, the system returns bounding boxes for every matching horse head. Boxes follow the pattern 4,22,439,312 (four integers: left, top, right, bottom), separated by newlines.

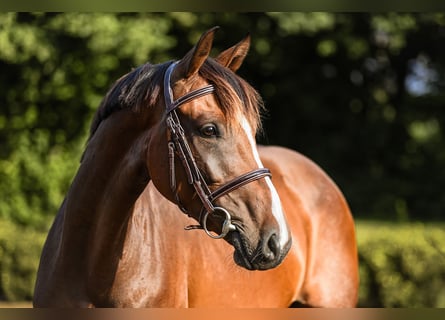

146,27,292,270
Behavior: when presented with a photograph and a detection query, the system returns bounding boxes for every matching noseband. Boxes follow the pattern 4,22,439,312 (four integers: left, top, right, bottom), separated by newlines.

164,61,272,239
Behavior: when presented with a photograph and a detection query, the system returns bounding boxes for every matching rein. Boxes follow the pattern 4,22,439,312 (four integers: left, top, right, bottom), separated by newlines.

163,61,271,239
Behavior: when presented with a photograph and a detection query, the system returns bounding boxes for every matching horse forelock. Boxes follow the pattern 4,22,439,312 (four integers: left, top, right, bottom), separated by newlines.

200,59,265,135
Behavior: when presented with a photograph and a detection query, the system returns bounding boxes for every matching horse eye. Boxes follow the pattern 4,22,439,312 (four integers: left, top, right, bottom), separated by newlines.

200,124,218,137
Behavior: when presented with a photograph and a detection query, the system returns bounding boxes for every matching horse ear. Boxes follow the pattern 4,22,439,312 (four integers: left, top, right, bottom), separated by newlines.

215,33,250,72
177,26,219,79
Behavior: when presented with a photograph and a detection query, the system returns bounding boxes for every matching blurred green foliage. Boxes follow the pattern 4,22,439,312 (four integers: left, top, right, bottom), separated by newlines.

0,218,46,301
0,13,174,228
357,222,445,307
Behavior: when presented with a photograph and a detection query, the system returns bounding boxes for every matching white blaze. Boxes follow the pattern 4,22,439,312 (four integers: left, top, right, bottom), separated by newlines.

240,117,290,247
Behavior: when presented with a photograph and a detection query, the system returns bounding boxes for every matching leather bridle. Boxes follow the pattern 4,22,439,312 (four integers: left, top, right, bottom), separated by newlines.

163,61,272,239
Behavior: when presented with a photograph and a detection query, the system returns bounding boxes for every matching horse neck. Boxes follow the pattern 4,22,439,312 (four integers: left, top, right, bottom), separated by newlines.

59,109,154,274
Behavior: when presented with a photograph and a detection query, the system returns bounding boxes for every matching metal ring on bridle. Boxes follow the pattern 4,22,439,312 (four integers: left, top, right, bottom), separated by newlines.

202,207,237,239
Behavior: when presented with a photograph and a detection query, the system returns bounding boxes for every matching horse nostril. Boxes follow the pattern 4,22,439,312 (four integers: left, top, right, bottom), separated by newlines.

264,233,280,261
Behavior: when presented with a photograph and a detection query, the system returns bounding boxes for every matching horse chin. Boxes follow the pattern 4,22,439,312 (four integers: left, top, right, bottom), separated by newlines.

227,231,255,270
228,230,284,271
233,250,255,270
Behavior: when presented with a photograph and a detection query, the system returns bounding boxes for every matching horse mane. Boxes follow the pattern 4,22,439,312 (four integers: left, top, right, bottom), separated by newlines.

88,62,169,139
88,58,264,141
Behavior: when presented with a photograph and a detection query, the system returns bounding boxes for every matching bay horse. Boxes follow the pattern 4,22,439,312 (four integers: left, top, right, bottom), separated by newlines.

33,27,358,307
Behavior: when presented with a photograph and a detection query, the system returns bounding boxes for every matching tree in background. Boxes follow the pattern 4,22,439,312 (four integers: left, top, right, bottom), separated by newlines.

0,13,174,228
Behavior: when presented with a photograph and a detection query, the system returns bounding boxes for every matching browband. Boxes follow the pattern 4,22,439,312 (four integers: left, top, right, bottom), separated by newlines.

163,61,215,114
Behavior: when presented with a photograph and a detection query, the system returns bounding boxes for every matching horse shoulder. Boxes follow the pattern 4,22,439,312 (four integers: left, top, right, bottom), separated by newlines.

258,145,359,307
